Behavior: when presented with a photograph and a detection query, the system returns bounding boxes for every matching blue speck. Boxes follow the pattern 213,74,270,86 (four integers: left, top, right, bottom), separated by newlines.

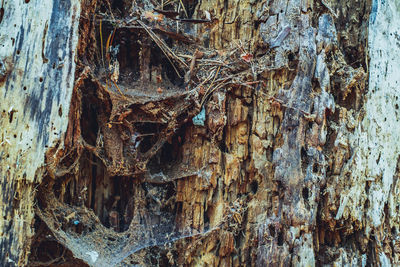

73,220,79,225
193,107,206,126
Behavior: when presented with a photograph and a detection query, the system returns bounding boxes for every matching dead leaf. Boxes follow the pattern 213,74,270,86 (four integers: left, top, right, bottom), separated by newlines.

241,53,253,62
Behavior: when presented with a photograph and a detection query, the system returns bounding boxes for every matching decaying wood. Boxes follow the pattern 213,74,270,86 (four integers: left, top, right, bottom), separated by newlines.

0,0,80,265
2,0,400,266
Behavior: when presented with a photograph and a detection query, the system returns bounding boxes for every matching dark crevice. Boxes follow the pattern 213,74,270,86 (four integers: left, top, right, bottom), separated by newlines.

250,180,258,194
301,146,309,171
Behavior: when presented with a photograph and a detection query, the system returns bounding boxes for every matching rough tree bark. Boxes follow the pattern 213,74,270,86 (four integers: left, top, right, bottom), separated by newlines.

1,0,399,266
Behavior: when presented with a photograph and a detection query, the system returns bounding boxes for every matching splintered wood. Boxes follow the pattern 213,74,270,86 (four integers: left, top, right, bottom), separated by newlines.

18,0,400,266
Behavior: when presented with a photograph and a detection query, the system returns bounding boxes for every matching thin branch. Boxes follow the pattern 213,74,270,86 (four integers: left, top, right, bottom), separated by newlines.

100,19,105,68
137,20,187,78
200,65,222,106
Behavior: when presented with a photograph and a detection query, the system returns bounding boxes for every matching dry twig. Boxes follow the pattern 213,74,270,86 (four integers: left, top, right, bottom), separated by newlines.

137,20,188,78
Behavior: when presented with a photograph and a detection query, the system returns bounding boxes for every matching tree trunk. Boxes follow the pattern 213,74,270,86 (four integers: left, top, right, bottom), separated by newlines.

0,0,80,265
1,0,399,266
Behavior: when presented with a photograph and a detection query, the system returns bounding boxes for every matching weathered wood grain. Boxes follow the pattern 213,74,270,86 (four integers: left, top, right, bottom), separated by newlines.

0,0,80,265
3,0,400,266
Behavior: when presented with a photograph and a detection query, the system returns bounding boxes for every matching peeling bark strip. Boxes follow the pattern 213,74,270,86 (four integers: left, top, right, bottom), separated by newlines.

0,0,80,265
259,8,334,266
334,0,400,264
